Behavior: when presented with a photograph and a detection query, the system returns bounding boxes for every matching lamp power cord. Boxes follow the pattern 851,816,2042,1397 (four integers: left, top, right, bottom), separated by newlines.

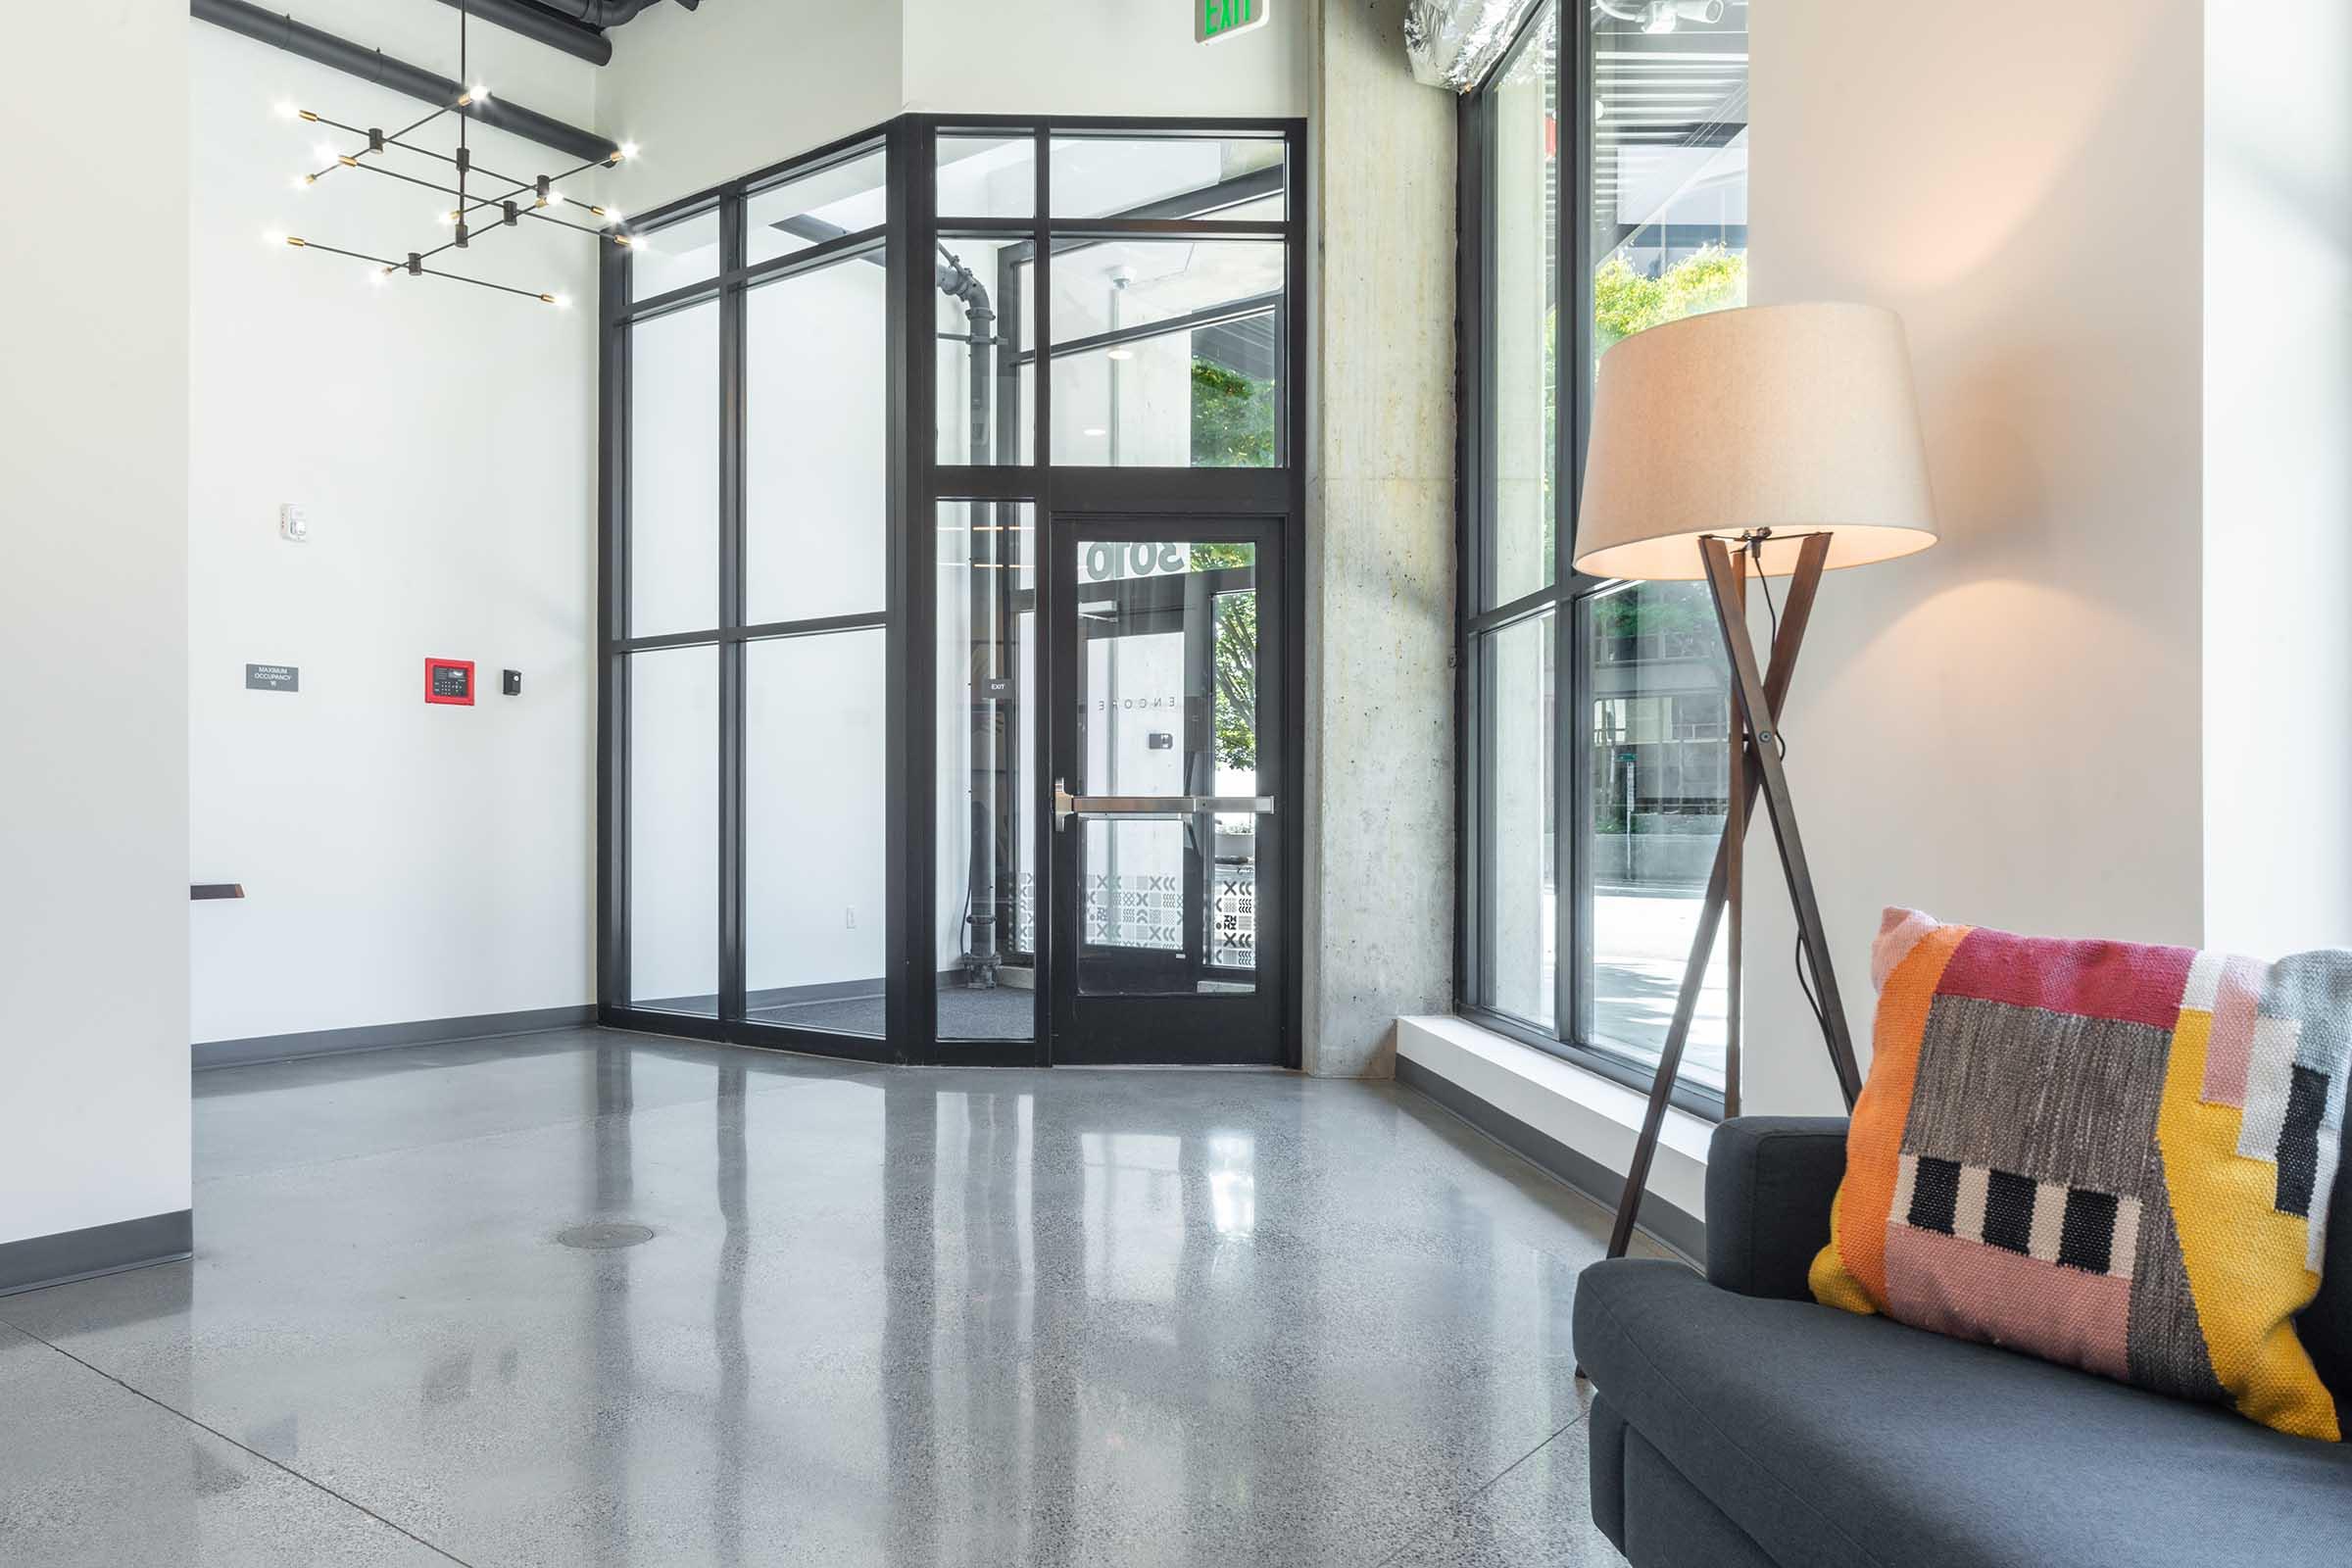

1741,536,1833,1048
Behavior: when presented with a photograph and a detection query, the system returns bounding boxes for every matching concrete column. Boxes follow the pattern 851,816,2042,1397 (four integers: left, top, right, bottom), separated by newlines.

1301,1,1457,1077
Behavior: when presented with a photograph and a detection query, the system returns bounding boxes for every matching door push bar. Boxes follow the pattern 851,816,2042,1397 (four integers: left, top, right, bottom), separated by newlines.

1054,778,1275,830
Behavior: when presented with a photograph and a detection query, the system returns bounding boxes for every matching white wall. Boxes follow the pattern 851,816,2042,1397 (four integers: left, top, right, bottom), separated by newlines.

188,9,600,1042
593,0,904,212
2201,1,2352,959
0,1,191,1244
1740,0,2207,1112
901,0,1312,118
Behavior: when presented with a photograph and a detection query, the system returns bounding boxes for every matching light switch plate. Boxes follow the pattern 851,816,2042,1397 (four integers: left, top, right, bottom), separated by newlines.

278,504,311,543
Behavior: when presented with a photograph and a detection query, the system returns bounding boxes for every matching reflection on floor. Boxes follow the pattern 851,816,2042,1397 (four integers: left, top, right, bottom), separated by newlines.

747,983,1038,1040
0,1029,1646,1566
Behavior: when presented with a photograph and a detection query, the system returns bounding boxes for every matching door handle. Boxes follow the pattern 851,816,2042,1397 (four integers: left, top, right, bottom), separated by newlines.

1054,778,1275,830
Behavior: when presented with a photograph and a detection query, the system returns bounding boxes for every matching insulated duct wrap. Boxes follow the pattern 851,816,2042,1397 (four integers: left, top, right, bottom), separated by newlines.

1403,0,1546,92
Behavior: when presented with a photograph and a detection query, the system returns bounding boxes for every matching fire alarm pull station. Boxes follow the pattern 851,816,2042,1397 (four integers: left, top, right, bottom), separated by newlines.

425,659,475,706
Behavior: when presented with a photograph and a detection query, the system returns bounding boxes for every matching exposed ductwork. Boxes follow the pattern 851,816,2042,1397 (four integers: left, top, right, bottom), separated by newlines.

424,0,609,67
538,0,700,21
191,0,619,164
423,0,702,69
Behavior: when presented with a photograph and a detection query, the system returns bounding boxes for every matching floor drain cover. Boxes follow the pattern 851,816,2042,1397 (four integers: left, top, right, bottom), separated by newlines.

556,1222,656,1250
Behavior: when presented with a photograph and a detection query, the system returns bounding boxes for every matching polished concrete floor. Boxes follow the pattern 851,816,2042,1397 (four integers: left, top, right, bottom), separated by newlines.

747,984,1038,1040
0,1029,1645,1566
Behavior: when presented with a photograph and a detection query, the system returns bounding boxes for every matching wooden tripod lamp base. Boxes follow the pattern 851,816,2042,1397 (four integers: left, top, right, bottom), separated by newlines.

1602,530,1864,1262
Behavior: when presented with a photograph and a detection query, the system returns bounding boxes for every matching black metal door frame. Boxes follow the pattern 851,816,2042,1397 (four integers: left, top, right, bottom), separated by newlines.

1045,513,1288,1066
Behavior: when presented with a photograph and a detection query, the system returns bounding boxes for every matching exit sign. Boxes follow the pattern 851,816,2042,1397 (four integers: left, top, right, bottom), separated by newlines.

1198,0,1269,44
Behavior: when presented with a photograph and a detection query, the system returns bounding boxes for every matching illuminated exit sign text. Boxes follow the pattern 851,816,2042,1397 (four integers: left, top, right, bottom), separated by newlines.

1198,0,1270,44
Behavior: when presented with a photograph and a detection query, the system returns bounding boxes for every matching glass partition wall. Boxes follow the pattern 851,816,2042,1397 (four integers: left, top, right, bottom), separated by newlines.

599,117,1306,1067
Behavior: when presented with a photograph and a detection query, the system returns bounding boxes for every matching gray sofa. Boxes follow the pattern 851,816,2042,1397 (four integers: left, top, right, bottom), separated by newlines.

1573,1116,2352,1567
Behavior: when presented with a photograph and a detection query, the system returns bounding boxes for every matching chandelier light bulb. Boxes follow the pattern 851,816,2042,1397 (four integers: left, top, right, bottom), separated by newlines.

263,229,287,247
272,100,298,121
618,142,640,161
470,82,490,102
544,190,564,208
291,174,315,190
313,142,335,163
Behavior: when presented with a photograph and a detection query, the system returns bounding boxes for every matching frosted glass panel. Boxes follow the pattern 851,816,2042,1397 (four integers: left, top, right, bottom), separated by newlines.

627,302,718,636
746,259,887,623
746,631,888,1036
627,647,717,1014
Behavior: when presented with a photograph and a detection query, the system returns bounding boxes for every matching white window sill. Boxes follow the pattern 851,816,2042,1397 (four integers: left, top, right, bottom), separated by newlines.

1396,1014,1712,1227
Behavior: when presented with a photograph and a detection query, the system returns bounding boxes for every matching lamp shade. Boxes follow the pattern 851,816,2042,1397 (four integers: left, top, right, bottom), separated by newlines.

1572,303,1937,581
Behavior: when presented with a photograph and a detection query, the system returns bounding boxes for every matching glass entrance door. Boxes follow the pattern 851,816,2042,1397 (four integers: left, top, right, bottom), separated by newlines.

1049,523,1285,1063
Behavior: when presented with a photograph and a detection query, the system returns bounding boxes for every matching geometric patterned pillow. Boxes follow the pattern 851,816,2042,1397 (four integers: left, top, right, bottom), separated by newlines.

1810,908,2351,1440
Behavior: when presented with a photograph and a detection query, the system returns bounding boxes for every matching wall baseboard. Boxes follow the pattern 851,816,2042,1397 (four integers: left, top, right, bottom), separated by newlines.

0,1209,193,1299
193,1005,596,1070
1396,1055,1706,1263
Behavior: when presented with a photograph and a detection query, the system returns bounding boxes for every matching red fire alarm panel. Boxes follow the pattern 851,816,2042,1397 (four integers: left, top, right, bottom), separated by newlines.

425,659,475,706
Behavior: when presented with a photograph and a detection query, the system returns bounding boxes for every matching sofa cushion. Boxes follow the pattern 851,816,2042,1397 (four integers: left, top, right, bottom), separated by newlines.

1813,909,2352,1440
1575,1259,2352,1568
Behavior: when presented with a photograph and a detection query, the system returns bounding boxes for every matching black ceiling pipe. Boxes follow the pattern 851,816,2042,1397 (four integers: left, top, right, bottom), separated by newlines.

192,0,619,165
424,0,612,68
527,0,695,24
450,0,702,58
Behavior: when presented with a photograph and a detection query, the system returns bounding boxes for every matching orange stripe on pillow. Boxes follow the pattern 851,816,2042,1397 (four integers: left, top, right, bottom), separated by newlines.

1835,922,1972,1304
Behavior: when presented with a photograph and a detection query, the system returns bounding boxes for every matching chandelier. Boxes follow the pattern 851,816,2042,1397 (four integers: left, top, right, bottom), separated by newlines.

264,2,637,308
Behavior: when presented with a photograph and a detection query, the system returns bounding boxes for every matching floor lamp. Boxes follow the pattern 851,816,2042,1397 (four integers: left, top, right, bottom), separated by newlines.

1568,303,1939,1261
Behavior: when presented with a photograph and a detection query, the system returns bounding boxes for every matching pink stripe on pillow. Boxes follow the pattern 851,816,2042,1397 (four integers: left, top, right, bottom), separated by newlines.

1872,906,1941,993
1885,1224,2132,1383
1934,926,2197,1030
2201,955,2266,1109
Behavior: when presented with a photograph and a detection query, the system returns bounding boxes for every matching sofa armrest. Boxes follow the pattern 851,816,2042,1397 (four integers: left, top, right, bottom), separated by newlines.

1704,1116,1849,1300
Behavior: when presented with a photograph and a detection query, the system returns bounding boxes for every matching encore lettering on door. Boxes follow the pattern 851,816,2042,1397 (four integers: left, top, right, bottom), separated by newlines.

1083,540,1190,582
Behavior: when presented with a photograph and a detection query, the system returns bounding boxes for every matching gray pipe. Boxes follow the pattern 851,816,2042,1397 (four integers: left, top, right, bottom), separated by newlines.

424,0,612,66
426,0,703,67
530,0,697,25
192,0,619,164
939,253,1003,984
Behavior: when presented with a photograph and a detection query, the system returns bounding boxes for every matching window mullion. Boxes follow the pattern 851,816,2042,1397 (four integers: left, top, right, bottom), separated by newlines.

717,191,748,1027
